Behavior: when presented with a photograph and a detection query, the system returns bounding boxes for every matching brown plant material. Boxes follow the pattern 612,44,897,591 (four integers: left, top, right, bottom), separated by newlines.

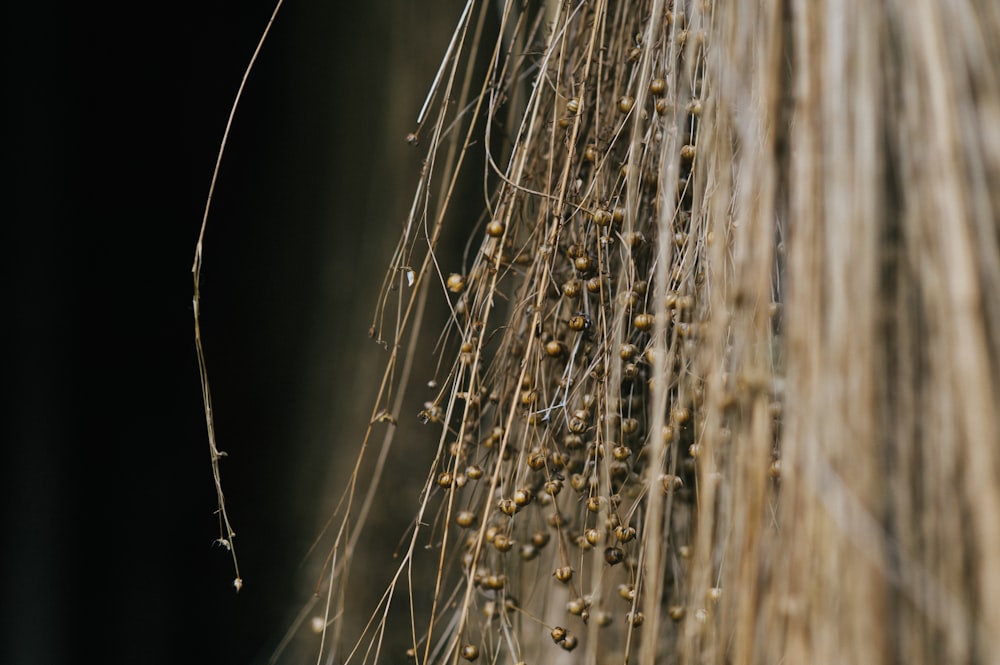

265,1,1000,663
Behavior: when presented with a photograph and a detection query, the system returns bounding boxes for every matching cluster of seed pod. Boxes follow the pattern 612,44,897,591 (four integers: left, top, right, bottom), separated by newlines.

397,3,730,663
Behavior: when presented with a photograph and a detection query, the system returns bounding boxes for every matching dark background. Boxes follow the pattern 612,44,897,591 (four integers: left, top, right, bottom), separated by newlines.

4,2,471,662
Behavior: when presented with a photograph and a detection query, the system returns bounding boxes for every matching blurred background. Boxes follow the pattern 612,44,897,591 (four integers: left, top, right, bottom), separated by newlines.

4,1,477,662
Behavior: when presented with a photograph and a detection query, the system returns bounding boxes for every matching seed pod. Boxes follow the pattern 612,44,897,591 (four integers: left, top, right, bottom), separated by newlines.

559,634,579,651
574,255,594,274
456,510,477,528
633,313,654,331
769,459,782,479
554,565,574,583
591,209,613,226
513,488,534,507
493,533,514,552
614,525,636,542
548,511,568,527
527,449,547,470
531,531,550,548
545,339,565,357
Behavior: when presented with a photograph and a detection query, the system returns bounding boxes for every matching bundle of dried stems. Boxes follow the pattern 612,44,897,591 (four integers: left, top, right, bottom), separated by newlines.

197,1,1000,663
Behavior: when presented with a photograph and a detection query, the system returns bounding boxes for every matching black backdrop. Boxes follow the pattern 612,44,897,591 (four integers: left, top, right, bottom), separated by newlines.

4,2,472,662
